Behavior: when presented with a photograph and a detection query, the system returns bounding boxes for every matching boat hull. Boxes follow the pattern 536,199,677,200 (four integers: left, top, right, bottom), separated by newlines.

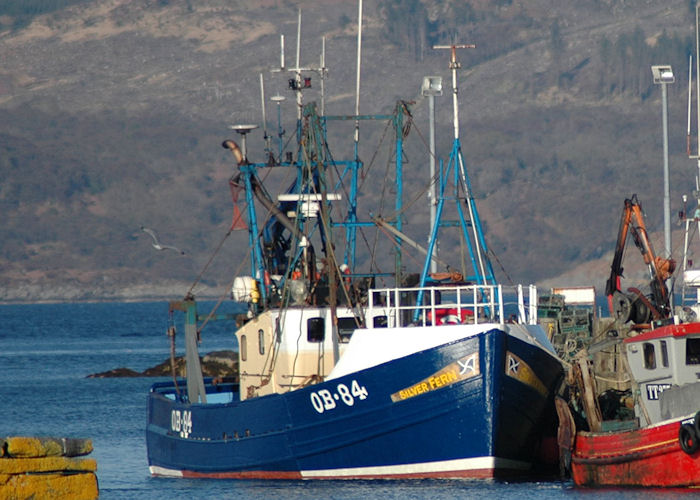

572,416,700,487
147,328,562,479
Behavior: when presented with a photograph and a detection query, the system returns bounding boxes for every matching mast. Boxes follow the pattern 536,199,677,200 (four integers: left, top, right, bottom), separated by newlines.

413,43,495,321
259,73,271,158
321,36,327,117
295,8,303,141
271,9,327,155
684,5,700,305
434,44,493,282
434,44,489,283
354,0,363,154
697,3,700,183
271,94,286,162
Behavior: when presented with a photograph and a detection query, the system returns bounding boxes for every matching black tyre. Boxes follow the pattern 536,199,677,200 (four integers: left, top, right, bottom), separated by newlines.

679,423,699,455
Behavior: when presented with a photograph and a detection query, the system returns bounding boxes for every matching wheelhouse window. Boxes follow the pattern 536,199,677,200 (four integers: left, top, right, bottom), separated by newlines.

373,315,388,328
258,329,265,355
241,334,248,361
337,317,357,343
307,317,325,343
660,340,669,368
686,338,700,365
643,342,656,369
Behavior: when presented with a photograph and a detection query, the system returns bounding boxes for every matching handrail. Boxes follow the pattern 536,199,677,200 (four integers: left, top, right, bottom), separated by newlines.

366,284,539,328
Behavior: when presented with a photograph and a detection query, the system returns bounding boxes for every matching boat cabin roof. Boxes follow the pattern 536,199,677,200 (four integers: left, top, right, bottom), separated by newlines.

623,322,700,344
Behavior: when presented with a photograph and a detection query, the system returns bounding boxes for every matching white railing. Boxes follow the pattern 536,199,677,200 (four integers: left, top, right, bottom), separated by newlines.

367,284,538,328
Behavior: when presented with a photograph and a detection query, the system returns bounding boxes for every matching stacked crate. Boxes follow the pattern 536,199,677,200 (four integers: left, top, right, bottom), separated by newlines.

0,437,97,499
538,293,593,360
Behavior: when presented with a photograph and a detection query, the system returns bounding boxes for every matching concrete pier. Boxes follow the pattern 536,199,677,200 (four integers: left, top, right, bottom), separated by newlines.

0,437,97,499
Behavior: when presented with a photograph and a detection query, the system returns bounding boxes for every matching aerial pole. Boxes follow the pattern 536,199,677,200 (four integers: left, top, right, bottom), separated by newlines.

354,0,363,157
394,102,405,285
271,94,285,162
259,73,272,159
271,9,327,160
436,44,493,282
684,5,700,304
696,4,700,187
345,0,363,273
413,43,498,321
435,44,491,283
295,9,303,143
320,35,327,117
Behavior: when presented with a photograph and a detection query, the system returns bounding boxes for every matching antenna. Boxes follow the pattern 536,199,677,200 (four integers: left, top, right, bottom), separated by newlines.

433,44,476,140
321,35,327,117
697,4,700,163
354,0,363,150
280,35,285,70
294,9,303,123
260,73,271,156
296,9,301,71
271,94,286,161
435,43,491,286
270,9,328,144
689,55,693,157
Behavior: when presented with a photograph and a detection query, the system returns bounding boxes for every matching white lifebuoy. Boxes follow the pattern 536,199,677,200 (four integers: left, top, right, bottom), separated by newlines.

441,314,462,325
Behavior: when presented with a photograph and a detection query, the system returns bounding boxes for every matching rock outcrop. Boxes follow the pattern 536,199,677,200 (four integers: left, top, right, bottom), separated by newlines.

87,350,238,380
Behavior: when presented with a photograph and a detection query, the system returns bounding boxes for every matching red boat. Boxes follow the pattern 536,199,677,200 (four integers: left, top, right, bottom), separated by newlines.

569,318,700,487
572,414,700,487
561,5,700,475
562,189,700,487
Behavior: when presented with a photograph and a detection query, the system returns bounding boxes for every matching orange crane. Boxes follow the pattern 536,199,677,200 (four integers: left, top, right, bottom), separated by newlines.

605,195,676,325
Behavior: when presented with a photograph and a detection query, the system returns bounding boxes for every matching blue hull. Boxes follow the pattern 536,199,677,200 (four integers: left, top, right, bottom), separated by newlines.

147,328,562,479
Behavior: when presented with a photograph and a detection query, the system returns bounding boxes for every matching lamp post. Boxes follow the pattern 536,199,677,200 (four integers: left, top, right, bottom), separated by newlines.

652,64,675,259
422,75,443,273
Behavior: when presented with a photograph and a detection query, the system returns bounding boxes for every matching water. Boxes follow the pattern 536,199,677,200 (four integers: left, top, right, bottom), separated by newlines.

0,302,695,499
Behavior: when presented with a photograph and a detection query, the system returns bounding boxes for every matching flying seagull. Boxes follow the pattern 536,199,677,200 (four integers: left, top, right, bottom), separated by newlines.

140,226,185,255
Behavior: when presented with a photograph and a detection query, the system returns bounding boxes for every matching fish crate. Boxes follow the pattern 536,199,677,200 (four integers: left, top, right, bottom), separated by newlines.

560,308,592,337
537,294,565,319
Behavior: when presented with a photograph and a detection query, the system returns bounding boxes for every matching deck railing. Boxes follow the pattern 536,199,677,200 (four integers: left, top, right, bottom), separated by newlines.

366,284,539,328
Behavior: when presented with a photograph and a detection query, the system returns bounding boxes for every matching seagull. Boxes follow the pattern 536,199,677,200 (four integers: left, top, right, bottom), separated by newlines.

140,226,185,255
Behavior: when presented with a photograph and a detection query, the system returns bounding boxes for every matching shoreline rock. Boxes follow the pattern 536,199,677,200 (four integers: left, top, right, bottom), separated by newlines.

87,350,238,380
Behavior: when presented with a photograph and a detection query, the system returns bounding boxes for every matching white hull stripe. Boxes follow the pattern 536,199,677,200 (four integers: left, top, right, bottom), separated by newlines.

301,456,529,478
150,456,530,479
149,465,183,477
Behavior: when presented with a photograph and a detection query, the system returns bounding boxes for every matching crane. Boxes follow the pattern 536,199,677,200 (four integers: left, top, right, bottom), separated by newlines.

605,195,676,325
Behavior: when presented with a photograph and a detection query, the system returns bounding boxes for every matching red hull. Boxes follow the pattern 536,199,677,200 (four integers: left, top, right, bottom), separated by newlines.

572,417,700,487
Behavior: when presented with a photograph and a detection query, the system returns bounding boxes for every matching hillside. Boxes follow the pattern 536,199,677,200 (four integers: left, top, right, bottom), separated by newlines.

0,0,697,302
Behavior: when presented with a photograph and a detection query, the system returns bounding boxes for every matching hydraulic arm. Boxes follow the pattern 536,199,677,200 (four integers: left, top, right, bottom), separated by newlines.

605,195,675,324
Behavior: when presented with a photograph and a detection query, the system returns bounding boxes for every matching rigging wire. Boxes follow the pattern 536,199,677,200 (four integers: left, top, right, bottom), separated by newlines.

488,248,514,286
318,116,391,284
379,109,505,283
373,111,433,224
183,156,280,301
357,118,393,190
185,229,233,299
196,250,251,336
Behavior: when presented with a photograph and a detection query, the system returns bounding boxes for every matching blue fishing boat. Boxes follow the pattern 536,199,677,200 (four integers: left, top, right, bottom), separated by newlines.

146,5,563,480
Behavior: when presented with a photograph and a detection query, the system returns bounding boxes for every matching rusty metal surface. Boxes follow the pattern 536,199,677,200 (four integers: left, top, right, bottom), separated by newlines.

571,418,700,487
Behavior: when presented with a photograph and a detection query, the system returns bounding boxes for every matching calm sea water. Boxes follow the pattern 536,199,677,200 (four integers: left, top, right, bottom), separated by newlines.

0,302,696,499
